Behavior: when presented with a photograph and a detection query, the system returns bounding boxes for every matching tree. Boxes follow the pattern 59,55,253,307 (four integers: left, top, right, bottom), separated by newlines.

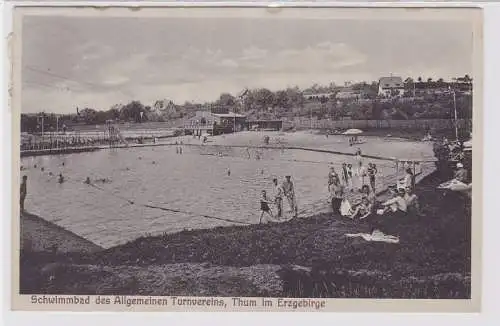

216,93,237,108
120,101,145,123
80,108,98,124
253,88,275,110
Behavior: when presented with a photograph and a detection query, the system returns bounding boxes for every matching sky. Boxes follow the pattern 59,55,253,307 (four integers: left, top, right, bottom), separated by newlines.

21,15,474,113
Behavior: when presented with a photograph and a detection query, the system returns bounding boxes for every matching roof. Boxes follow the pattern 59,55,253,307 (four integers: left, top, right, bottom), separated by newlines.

247,120,283,123
379,76,404,89
212,112,246,118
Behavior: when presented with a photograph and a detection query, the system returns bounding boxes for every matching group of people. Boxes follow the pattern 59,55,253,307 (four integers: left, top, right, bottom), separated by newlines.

329,160,379,195
260,176,298,223
324,150,423,236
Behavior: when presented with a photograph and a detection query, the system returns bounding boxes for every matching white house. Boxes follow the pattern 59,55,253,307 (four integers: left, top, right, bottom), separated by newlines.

378,76,405,97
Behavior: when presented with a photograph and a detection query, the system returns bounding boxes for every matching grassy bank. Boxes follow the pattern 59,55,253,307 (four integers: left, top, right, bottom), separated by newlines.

20,170,471,297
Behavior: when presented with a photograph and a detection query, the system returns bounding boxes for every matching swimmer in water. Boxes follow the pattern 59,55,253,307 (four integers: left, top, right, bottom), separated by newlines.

34,164,37,168
152,161,156,164
227,169,231,176
84,177,91,184
62,162,65,166
48,172,53,176
58,173,64,184
41,167,45,172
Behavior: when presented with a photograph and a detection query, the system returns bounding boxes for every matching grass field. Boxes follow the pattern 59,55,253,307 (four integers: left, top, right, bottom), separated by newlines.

19,170,471,298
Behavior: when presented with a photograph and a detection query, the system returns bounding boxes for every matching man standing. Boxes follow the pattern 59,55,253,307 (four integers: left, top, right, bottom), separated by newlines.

272,178,283,219
20,175,27,213
282,175,298,218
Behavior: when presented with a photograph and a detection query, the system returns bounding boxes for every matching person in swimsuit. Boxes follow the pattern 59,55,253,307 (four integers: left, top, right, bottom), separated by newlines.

328,166,339,185
404,186,423,216
272,178,284,219
367,163,378,192
282,175,298,218
20,175,27,212
346,164,354,191
259,190,274,223
360,184,376,207
328,175,345,215
350,197,372,220
341,163,349,185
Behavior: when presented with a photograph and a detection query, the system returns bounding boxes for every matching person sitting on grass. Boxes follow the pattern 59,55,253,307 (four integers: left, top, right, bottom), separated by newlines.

259,190,274,224
350,196,372,220
378,187,408,217
404,186,423,217
454,162,468,183
366,187,408,234
360,184,376,207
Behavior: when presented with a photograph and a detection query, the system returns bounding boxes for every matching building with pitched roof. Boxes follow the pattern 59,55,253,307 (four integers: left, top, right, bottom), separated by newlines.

378,76,405,97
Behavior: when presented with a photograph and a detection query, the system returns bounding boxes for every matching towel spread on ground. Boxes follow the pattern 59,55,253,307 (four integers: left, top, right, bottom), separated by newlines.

345,230,400,244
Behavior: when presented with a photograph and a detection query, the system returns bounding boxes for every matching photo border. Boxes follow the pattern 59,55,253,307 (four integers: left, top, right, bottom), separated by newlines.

8,3,484,313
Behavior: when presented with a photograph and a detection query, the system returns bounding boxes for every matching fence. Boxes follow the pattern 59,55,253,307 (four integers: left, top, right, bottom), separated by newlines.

21,128,177,152
284,118,472,131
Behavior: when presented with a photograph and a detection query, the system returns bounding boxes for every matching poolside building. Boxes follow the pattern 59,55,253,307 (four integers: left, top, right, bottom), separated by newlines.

184,109,247,135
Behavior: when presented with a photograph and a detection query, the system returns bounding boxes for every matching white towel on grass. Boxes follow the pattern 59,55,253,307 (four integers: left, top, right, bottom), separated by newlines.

345,230,400,244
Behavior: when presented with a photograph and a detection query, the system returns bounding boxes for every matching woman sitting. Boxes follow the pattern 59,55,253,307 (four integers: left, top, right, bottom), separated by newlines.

360,184,376,207
350,196,372,220
404,186,423,216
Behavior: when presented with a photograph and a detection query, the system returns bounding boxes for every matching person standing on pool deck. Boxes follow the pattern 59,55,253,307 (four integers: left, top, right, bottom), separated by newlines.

20,175,27,212
282,175,298,218
367,163,378,192
355,160,368,191
259,190,274,224
272,178,284,219
328,174,345,215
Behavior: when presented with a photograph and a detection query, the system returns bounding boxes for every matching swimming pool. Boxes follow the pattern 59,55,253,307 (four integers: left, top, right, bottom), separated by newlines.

20,134,434,248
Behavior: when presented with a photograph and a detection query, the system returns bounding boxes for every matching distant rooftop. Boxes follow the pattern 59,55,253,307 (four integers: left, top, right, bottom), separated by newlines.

212,112,246,118
379,76,404,89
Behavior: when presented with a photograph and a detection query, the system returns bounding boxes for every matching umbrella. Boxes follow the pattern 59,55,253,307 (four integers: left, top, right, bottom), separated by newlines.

343,128,363,135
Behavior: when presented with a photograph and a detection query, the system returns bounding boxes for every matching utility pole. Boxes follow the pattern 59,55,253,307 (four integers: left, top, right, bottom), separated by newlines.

39,113,45,139
310,106,313,129
453,89,459,141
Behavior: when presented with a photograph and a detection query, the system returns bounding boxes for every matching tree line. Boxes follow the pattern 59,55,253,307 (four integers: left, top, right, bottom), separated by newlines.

21,75,473,132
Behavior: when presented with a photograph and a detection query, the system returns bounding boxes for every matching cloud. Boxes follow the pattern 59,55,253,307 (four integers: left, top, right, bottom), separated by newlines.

102,76,131,86
21,17,473,113
240,46,268,61
217,59,239,68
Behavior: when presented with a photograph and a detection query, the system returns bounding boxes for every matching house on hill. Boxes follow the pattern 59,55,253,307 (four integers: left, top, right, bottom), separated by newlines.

378,76,405,97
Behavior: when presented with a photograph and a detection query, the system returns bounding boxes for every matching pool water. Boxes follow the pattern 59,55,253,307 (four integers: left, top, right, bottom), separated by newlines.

20,134,434,248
